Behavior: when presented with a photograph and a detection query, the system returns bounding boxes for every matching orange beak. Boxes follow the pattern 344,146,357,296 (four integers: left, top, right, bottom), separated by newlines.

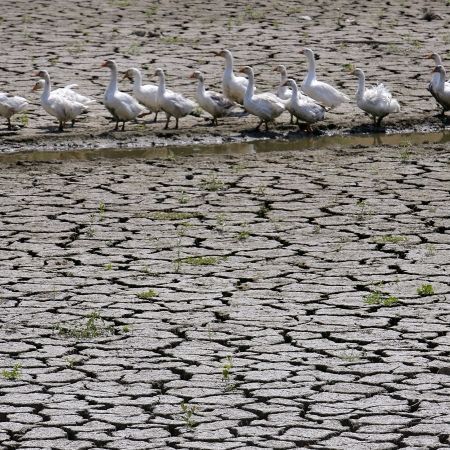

101,61,108,67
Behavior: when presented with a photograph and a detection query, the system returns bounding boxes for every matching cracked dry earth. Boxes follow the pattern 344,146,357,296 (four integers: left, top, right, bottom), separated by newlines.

0,142,449,450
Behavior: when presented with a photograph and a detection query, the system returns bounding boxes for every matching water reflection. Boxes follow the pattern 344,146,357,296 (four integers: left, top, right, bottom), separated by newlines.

0,130,448,164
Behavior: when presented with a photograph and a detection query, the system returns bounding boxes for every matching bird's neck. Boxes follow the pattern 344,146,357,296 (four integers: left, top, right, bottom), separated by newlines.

279,70,288,85
290,81,299,101
244,72,254,102
197,79,206,97
305,53,316,82
42,74,51,99
133,71,142,91
355,72,365,99
437,70,446,90
224,53,234,77
157,73,166,95
107,65,118,94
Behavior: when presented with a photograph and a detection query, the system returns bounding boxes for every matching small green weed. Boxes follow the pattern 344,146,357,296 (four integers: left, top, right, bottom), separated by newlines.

150,211,197,220
55,311,114,339
161,35,184,45
215,213,226,231
65,357,77,368
136,289,158,300
178,191,189,204
425,244,436,256
180,402,197,428
18,113,29,126
375,235,408,244
343,63,355,72
417,284,434,296
201,174,225,191
222,355,233,382
257,204,270,218
2,363,22,380
237,230,250,240
364,291,399,307
104,263,113,270
180,256,221,266
222,355,237,391
145,5,158,16
98,201,106,220
126,42,141,55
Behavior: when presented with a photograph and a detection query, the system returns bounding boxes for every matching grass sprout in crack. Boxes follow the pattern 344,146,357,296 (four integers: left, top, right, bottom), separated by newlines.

1,363,22,381
222,355,237,391
417,283,435,296
54,311,115,339
180,402,197,429
136,289,159,300
364,291,399,307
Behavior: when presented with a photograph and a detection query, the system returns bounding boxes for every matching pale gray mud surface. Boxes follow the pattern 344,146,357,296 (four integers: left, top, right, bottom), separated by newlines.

0,143,449,449
1,1,450,450
0,0,449,152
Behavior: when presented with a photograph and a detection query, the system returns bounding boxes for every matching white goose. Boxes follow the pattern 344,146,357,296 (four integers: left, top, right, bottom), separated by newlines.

240,66,285,131
35,70,88,131
0,91,28,130
427,54,450,113
430,65,450,113
155,68,196,129
32,80,95,107
274,64,295,124
123,67,164,122
302,48,349,108
283,79,326,130
274,65,292,101
102,60,145,131
190,70,235,125
214,49,253,104
352,68,400,126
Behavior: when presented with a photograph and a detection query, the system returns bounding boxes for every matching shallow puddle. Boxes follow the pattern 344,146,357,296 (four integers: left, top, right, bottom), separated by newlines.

0,130,449,164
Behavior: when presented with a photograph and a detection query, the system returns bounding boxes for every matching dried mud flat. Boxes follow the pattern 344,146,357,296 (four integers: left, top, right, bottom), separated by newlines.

1,142,450,449
0,0,449,151
1,1,450,450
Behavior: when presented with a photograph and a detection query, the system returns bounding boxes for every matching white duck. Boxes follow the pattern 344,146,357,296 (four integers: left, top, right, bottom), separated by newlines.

102,60,145,131
240,66,285,131
154,68,196,129
302,48,349,108
35,70,88,132
190,70,235,125
123,67,164,122
283,79,326,130
214,49,253,104
32,80,95,108
430,65,450,113
352,68,400,126
0,91,28,130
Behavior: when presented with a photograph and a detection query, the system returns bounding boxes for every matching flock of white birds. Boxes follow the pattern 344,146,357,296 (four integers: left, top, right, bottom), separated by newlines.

0,48,449,133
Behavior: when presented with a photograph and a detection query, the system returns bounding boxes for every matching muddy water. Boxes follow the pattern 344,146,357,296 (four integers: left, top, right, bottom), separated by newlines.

0,130,448,164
